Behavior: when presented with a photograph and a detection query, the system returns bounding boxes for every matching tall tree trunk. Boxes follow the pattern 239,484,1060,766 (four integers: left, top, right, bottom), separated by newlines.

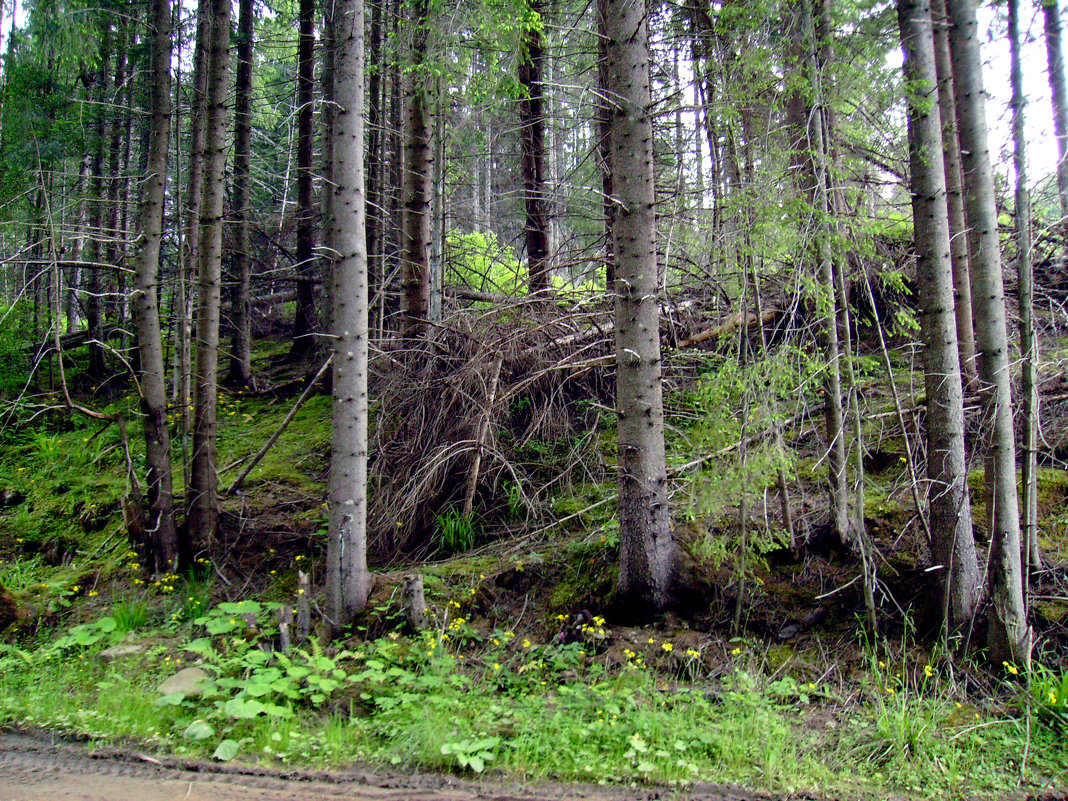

519,0,550,293
1043,0,1068,255
400,0,432,340
105,29,129,337
188,0,232,547
85,25,111,381
606,0,674,614
291,0,319,359
132,0,179,573
1012,0,1042,572
327,0,372,629
898,0,980,630
930,0,977,382
320,0,338,347
365,0,383,331
179,9,211,494
946,0,1030,668
596,0,614,288
226,0,253,387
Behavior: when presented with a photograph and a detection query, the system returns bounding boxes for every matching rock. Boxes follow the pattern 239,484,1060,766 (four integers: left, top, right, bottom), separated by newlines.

0,488,24,507
158,667,212,697
99,643,147,661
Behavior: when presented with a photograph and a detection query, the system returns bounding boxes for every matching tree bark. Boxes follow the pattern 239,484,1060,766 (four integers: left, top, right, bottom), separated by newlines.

291,0,319,359
930,0,977,382
226,0,253,388
327,0,372,629
946,0,1030,668
1043,0,1068,251
1012,0,1041,572
85,24,110,381
365,0,383,331
606,0,675,614
596,0,615,288
320,0,337,347
898,0,980,630
131,0,179,574
520,0,550,294
179,8,212,495
400,0,432,341
188,0,232,547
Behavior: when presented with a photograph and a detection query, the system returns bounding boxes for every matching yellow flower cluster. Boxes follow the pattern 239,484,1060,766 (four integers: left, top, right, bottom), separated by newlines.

152,573,180,593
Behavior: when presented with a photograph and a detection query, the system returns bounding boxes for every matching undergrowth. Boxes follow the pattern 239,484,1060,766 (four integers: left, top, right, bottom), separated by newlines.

1,591,1067,799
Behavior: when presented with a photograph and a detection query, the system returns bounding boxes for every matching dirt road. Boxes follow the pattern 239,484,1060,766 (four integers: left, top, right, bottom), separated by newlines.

0,732,777,801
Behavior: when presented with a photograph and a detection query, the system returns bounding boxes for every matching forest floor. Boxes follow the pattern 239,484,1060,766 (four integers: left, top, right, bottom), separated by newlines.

3,324,1068,800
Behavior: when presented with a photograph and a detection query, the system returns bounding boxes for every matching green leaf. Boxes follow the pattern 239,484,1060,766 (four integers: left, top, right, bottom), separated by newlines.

222,698,266,719
212,739,240,761
262,703,293,718
182,721,215,741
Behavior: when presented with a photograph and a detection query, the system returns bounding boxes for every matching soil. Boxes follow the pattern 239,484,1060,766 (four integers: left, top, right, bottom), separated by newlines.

0,731,795,801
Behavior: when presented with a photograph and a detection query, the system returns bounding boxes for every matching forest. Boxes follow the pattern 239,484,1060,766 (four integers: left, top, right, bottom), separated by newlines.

0,0,1068,794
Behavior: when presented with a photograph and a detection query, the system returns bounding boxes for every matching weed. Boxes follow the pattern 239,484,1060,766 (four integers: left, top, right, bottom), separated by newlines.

435,508,476,554
1030,664,1068,729
112,598,150,632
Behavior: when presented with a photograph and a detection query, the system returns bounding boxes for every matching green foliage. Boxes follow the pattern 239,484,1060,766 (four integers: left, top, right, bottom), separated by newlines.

54,616,124,649
0,307,30,400
111,598,150,632
678,349,817,566
435,508,476,554
445,230,526,295
1030,664,1068,729
440,736,499,773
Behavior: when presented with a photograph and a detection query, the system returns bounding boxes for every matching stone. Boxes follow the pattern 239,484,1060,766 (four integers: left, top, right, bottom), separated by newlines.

158,667,212,697
99,643,147,661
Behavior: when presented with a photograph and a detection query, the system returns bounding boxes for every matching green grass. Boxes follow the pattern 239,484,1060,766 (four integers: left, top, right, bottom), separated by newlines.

2,610,1066,798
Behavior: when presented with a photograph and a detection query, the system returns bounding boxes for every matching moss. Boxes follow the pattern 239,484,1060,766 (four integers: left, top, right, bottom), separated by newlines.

766,643,797,672
219,392,332,494
1035,600,1067,624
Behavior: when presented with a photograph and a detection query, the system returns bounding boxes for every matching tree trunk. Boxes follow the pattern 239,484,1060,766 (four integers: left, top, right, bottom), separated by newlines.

519,0,550,294
105,29,129,338
400,0,432,341
1043,0,1068,252
188,0,232,547
132,0,179,574
1012,0,1041,572
946,0,1030,668
606,0,674,614
291,0,319,359
85,25,110,381
596,0,614,288
786,0,850,546
327,0,372,630
179,8,211,496
898,0,980,630
365,0,383,331
226,0,253,388
930,0,977,382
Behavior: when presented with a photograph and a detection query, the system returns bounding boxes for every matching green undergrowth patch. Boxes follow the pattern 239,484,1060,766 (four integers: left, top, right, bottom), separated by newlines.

2,604,1066,799
215,391,332,496
0,412,132,613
